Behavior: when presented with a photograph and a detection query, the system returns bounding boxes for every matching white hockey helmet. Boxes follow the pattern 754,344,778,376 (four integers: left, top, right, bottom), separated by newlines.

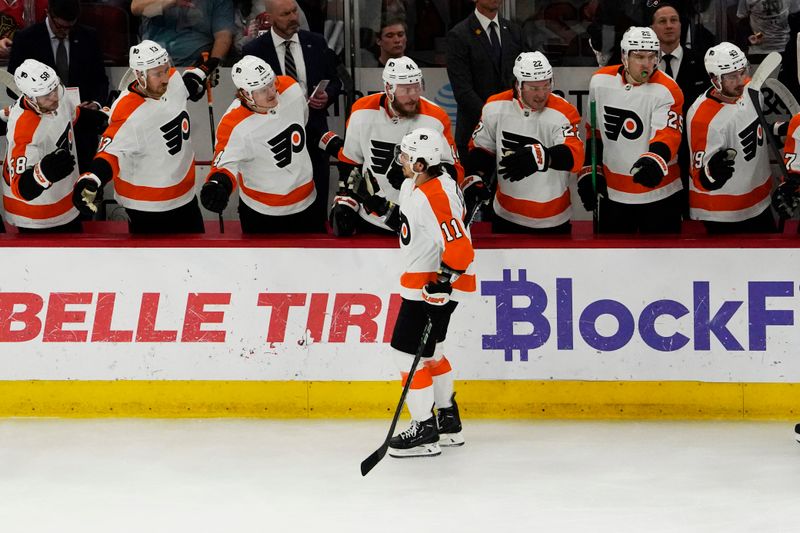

382,56,423,89
396,127,443,168
620,26,661,57
232,55,276,92
513,52,553,83
129,40,170,72
704,42,748,79
14,59,60,99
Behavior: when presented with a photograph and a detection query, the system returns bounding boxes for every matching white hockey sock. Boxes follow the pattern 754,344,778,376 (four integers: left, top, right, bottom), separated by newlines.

424,349,453,409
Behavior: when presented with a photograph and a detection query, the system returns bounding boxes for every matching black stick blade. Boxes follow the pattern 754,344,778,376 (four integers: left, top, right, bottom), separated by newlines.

360,444,388,476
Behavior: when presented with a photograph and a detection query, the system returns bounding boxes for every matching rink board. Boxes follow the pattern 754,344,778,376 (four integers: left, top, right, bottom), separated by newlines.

1,239,800,418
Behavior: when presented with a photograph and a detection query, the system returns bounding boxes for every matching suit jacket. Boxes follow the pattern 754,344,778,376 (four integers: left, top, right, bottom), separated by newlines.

673,46,710,180
242,29,341,145
446,13,524,151
7,22,109,104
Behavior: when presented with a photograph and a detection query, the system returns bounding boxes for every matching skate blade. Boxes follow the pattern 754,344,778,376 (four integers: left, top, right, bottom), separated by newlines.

388,442,441,458
439,433,465,447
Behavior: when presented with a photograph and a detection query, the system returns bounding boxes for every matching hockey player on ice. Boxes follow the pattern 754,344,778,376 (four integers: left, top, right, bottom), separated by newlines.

578,26,685,234
348,127,474,458
2,59,81,233
322,56,466,236
687,42,781,234
200,55,322,233
71,40,218,234
467,51,584,234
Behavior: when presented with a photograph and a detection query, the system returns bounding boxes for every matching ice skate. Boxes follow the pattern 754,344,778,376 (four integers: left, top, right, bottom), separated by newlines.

436,393,464,447
388,417,441,458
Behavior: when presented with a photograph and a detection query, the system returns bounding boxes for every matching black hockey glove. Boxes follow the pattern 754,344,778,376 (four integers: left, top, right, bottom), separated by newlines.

699,148,736,191
461,174,492,217
35,148,75,188
630,152,668,188
771,176,800,219
385,160,406,190
498,143,550,182
329,194,359,236
72,173,102,216
319,131,344,158
576,166,606,212
195,56,220,87
200,172,233,214
348,167,392,216
422,280,452,322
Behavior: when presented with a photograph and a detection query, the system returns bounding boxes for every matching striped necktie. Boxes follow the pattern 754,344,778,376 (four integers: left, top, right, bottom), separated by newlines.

283,40,298,80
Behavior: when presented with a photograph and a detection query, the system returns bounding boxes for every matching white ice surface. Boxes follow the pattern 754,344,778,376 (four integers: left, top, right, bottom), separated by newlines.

0,419,798,532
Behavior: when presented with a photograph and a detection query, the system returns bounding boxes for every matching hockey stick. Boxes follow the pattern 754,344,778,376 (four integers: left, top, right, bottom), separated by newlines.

0,68,19,97
201,52,224,234
749,52,782,92
748,85,791,232
360,199,481,477
590,99,599,234
763,78,800,115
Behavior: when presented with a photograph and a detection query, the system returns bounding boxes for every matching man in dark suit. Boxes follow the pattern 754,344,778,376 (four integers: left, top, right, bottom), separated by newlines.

445,0,524,160
651,2,711,217
242,0,341,227
7,0,109,173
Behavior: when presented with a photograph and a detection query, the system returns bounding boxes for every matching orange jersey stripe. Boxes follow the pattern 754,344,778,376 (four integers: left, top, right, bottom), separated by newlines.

495,187,571,219
605,165,681,194
9,109,42,197
690,178,771,211
238,177,315,207
423,356,452,376
688,97,725,189
417,178,474,271
401,367,433,389
103,93,146,141
3,191,74,219
275,75,297,94
113,162,196,202
400,272,476,292
784,113,800,178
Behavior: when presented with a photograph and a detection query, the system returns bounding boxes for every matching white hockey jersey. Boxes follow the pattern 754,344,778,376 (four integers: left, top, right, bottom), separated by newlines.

687,86,772,222
341,93,462,228
397,173,475,301
96,70,195,212
588,65,684,204
209,76,315,216
782,112,800,177
2,92,80,228
470,90,583,228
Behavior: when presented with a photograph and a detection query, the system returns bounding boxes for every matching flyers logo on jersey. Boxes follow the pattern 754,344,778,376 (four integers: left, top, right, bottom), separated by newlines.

500,130,540,152
55,123,73,152
161,111,191,155
369,140,397,175
398,211,411,245
603,106,644,141
268,123,305,168
738,117,763,162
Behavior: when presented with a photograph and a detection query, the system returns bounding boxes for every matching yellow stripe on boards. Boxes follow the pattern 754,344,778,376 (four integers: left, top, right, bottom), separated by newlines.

0,381,798,419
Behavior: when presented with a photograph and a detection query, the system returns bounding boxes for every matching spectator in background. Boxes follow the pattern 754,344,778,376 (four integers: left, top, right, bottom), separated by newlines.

361,17,408,68
736,0,800,59
131,0,235,66
446,0,525,161
243,0,341,225
8,0,109,172
0,0,47,59
651,1,710,217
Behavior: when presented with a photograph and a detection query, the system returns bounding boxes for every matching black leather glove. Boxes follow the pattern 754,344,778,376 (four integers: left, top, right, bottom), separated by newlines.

772,176,800,219
422,280,453,323
72,173,101,216
196,56,220,87
329,194,359,236
200,173,233,213
36,148,75,187
700,148,736,191
348,168,391,216
319,131,344,158
461,175,492,217
630,152,668,188
385,161,406,190
576,166,606,212
498,144,549,182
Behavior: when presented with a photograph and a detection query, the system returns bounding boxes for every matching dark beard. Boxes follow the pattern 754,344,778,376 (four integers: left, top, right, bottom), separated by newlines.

394,100,420,118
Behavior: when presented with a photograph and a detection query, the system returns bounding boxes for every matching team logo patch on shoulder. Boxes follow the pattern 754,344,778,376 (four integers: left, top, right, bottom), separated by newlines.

161,111,191,155
603,106,644,141
738,117,763,162
369,139,397,175
268,123,305,168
